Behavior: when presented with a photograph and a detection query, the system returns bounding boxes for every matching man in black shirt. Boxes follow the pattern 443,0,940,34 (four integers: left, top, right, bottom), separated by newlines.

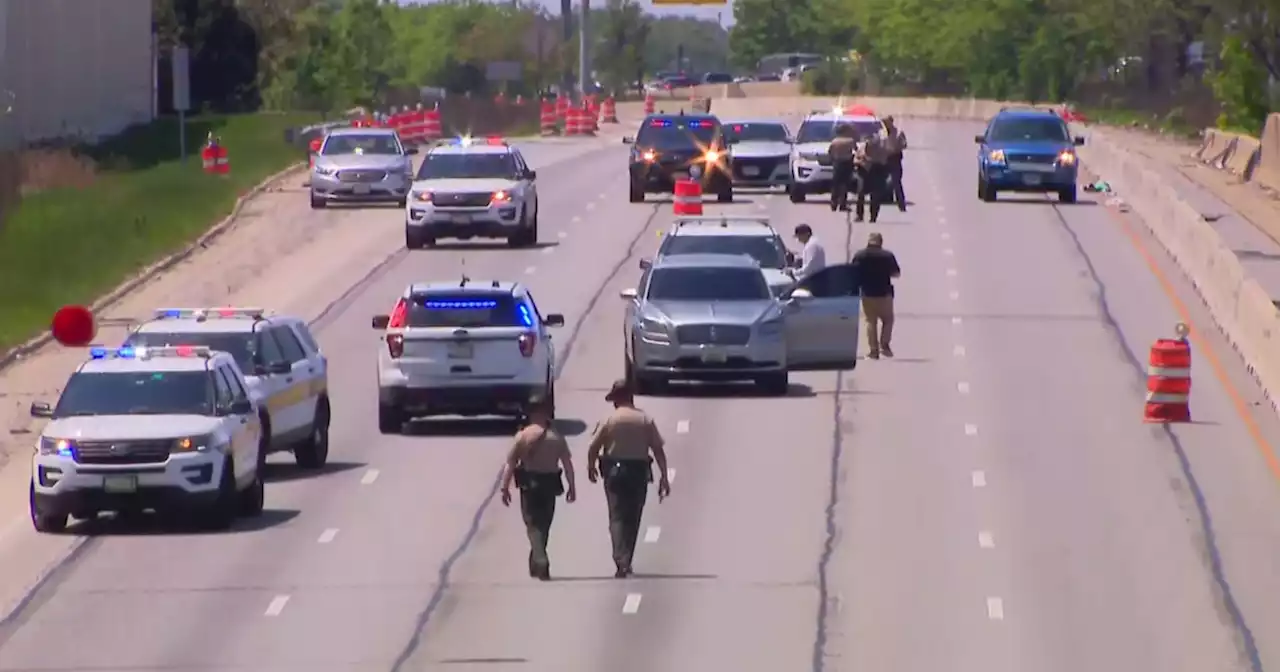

849,232,900,359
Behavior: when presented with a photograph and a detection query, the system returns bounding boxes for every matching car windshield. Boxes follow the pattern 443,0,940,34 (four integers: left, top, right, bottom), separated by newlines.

636,118,720,149
988,117,1070,142
123,332,255,372
646,267,770,301
405,293,533,328
723,123,788,143
796,120,881,143
417,153,517,180
53,371,214,418
661,235,787,269
322,134,402,156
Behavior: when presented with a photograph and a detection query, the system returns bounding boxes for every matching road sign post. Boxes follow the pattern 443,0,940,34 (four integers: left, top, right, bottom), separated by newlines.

172,47,191,162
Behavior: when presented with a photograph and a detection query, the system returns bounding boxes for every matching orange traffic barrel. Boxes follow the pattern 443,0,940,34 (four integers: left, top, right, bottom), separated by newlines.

643,94,655,114
1144,327,1191,422
601,96,618,123
673,180,703,215
539,101,557,136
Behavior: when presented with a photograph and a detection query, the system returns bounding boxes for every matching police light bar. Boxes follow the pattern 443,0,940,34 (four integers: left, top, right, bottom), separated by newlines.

154,307,265,321
675,216,771,227
88,345,213,360
485,136,507,146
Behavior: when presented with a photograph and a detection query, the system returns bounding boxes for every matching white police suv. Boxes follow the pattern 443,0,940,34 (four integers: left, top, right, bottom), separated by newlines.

29,346,264,532
122,307,330,472
371,276,565,433
404,137,540,249
644,216,795,296
788,111,885,203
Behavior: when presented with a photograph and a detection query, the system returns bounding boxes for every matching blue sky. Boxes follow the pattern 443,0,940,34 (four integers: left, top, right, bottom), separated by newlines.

400,0,734,26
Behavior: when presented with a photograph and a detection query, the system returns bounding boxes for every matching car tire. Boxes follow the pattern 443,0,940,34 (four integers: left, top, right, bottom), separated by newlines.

201,459,239,531
1058,186,1077,203
629,184,645,203
239,468,265,517
789,186,806,203
379,402,405,435
29,482,66,534
508,208,535,248
256,414,271,477
294,399,330,469
405,229,424,250
310,193,326,209
758,372,790,396
979,181,997,202
397,198,408,208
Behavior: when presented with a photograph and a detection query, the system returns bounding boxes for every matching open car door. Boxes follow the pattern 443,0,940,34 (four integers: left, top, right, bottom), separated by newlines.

783,264,861,369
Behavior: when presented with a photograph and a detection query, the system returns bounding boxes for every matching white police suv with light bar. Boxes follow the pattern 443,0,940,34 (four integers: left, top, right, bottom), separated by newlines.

788,110,885,203
371,277,564,433
121,307,331,472
404,136,540,249
28,346,265,533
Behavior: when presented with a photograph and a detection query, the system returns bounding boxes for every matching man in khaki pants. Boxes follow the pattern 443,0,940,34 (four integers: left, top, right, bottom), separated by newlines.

850,232,901,359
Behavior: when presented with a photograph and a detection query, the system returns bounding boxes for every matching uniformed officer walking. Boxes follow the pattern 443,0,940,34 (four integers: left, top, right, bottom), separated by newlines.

586,379,671,578
826,124,858,212
854,131,890,223
500,396,577,581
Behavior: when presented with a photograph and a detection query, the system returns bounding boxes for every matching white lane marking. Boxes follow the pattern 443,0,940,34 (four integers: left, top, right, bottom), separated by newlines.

965,423,978,436
941,231,951,240
598,193,607,200
951,317,962,325
953,345,966,357
360,469,380,485
971,470,987,487
986,597,1005,620
586,202,596,210
943,248,954,256
676,420,689,434
524,266,536,274
946,268,957,277
935,205,946,213
949,291,960,300
978,531,995,548
572,215,581,223
541,246,553,255
957,381,970,394
939,217,947,225
264,595,291,617
557,231,567,239
623,593,643,614
317,528,339,544
644,526,661,543
667,468,676,483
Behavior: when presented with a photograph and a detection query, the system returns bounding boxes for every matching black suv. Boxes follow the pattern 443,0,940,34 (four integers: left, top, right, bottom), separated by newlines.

624,113,735,203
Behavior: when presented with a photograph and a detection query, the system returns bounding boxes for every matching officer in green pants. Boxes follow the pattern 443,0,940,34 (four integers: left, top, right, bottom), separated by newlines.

501,397,576,581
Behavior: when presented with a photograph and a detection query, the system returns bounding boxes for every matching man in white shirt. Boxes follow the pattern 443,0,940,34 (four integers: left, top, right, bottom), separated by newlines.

788,224,826,283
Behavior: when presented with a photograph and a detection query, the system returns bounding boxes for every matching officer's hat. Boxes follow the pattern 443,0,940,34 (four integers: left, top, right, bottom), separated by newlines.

604,378,634,402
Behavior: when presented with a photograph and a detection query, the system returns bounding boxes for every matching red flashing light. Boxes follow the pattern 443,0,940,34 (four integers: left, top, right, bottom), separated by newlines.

388,299,408,328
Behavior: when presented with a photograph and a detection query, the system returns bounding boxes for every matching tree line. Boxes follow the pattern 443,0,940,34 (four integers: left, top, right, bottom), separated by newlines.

151,0,730,115
729,0,1278,132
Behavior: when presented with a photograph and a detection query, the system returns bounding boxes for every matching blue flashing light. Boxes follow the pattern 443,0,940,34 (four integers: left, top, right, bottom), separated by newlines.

650,120,672,127
517,304,534,328
89,347,108,359
423,300,498,309
161,309,182,318
89,346,137,359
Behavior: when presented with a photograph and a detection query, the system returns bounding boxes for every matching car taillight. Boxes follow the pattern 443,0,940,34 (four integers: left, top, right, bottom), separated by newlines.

388,299,408,328
386,334,404,358
518,332,536,357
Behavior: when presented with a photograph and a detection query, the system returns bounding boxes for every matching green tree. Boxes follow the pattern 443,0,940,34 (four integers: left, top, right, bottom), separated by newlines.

1209,35,1270,132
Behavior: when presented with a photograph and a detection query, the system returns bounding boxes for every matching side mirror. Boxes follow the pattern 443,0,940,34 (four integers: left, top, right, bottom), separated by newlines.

1074,136,1085,146
638,258,651,269
543,313,565,327
228,399,254,415
405,146,419,155
29,402,52,418
527,169,537,180
620,288,638,300
974,135,986,144
788,288,814,302
372,314,390,329
621,136,634,144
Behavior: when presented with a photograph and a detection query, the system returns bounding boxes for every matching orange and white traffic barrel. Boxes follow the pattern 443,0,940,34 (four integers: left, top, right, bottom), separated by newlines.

643,94,655,115
540,101,557,136
601,96,618,123
422,104,443,141
673,180,703,215
1144,323,1191,422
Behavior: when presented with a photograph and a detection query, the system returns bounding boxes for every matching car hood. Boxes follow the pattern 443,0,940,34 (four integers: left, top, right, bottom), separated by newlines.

644,299,778,324
761,268,795,295
42,415,223,441
793,142,831,156
986,139,1072,154
731,141,792,158
315,153,410,171
412,178,517,193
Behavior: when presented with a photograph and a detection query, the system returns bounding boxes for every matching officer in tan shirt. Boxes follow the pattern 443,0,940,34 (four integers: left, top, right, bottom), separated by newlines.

501,396,576,581
586,379,671,578
854,130,890,223
827,124,858,212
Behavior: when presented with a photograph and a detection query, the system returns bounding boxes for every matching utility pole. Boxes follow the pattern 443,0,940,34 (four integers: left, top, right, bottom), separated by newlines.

560,0,573,98
578,0,591,98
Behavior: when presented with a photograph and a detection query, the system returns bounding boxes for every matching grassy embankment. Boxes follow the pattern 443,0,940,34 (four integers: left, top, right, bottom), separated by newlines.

0,112,319,353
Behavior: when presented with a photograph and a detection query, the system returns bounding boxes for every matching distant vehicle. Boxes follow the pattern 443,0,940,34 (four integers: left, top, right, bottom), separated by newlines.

661,75,698,89
624,112,735,203
975,107,1085,203
702,72,733,84
788,111,885,203
309,127,417,209
755,73,782,82
757,52,822,76
646,215,795,296
721,119,792,190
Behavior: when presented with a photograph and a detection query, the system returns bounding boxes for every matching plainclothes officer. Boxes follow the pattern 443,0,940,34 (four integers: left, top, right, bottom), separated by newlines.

854,131,890,223
788,224,827,283
586,379,671,578
826,123,858,212
883,116,909,212
849,232,901,359
500,397,577,581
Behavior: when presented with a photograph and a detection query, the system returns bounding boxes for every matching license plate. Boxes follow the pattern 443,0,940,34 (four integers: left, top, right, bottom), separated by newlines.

742,166,760,177
103,475,137,494
1021,173,1042,185
447,341,473,358
700,349,727,363
451,214,472,224
352,184,371,194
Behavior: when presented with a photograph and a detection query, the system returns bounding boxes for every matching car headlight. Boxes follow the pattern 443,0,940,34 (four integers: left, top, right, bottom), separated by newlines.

38,437,73,457
1057,150,1076,165
173,435,214,453
704,149,721,162
492,190,513,203
412,190,432,203
639,318,670,339
314,165,336,176
987,149,1006,164
641,150,656,162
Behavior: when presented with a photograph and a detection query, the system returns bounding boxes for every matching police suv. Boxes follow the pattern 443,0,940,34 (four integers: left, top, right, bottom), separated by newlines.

372,277,565,433
29,346,265,532
624,112,735,203
122,308,330,472
643,216,795,296
788,111,885,203
404,136,540,249
721,119,792,189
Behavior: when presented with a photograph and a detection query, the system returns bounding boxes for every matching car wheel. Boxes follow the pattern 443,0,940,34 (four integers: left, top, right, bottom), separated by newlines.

1058,186,1077,203
239,468,265,516
629,184,645,203
405,229,424,250
256,414,271,477
980,182,997,202
789,186,806,203
310,193,326,209
294,399,330,469
379,402,405,435
29,482,66,533
758,372,790,396
201,459,239,531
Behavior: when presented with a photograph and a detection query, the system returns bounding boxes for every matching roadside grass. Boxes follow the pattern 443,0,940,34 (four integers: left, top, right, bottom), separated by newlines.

0,112,319,353
1079,106,1208,139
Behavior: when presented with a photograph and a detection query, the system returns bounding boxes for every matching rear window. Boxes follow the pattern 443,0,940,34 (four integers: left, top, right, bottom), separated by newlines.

405,293,535,328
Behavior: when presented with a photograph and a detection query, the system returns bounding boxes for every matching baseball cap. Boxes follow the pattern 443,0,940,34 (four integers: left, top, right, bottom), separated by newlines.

605,378,634,402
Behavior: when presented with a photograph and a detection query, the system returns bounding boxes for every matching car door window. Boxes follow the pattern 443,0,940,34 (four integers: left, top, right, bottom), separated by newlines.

256,328,285,365
291,323,321,356
273,327,308,364
796,264,858,298
222,368,250,402
524,294,545,326
212,368,235,409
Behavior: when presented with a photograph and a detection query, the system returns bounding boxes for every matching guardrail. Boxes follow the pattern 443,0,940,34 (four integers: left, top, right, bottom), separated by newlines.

1192,116,1280,189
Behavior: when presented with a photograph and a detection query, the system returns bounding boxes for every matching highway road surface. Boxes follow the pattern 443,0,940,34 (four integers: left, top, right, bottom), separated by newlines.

1,119,1279,671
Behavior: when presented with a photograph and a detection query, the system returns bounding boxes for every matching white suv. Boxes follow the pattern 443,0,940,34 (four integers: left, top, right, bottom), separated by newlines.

789,112,886,203
372,277,564,433
644,216,795,296
29,346,265,532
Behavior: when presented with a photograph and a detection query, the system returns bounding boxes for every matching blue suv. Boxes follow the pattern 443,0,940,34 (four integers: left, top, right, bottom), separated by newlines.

975,108,1084,203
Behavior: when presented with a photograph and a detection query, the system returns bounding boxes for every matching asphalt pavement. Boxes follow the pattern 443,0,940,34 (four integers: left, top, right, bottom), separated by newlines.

1,120,1279,671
